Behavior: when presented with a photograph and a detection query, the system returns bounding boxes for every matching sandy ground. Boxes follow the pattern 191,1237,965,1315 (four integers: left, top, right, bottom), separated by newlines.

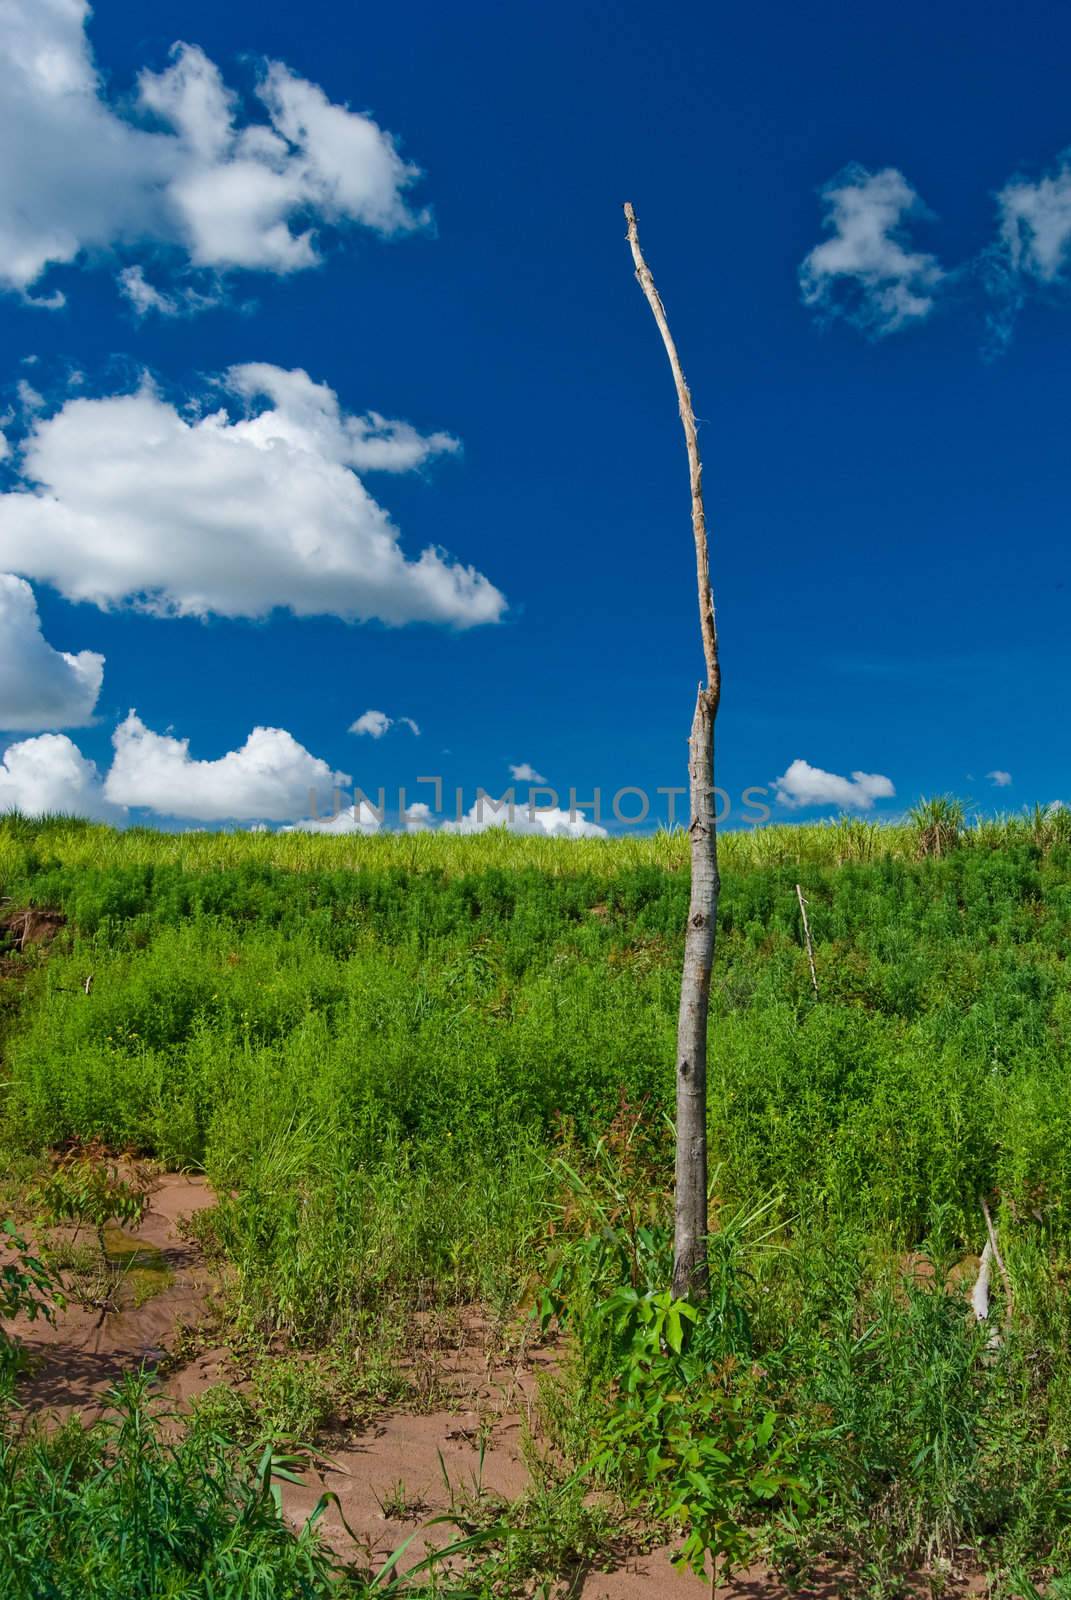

7,1172,217,1422
3,1175,989,1597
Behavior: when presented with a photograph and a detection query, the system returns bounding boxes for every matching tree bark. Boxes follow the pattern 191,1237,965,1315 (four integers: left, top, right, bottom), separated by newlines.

624,202,721,1301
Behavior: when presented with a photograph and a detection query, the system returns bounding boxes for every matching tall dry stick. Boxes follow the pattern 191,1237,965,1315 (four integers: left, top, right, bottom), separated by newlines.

624,202,720,1300
981,1195,1014,1330
796,883,819,999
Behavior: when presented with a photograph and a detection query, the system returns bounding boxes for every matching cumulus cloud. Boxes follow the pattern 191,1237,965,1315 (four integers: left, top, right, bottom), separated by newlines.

0,732,119,819
350,709,390,738
443,795,607,838
0,573,103,729
349,709,421,737
0,364,504,627
403,800,435,832
800,147,1071,352
800,166,944,336
104,711,349,821
509,761,547,784
0,1,427,303
987,769,1013,787
773,758,895,812
284,801,381,835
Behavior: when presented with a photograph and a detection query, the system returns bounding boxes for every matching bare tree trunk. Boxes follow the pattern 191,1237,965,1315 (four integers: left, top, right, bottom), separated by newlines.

796,883,819,999
624,202,721,1301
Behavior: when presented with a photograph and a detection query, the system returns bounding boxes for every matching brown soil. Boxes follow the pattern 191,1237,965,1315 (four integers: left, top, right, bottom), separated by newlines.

278,1312,550,1573
3,1176,990,1597
7,1172,217,1422
274,1318,985,1598
0,906,66,952
587,1563,987,1599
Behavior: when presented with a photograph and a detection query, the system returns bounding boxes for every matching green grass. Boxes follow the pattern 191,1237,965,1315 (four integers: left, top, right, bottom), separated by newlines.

2,811,1071,1592
0,1375,502,1598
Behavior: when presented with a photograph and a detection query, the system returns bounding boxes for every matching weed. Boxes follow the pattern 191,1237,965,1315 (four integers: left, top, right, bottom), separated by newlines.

1,817,1071,1590
32,1151,153,1311
0,1219,65,1389
374,1478,430,1521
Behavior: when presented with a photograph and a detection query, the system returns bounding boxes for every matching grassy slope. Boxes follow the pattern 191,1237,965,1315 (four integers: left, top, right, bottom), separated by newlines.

1,811,1071,1588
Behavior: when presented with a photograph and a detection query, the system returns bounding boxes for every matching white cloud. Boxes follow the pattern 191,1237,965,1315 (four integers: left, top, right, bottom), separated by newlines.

284,801,381,835
348,708,420,737
340,415,458,475
0,573,103,729
0,732,119,820
985,155,1071,349
104,711,349,822
350,709,391,738
773,758,895,811
117,265,181,317
0,2,427,302
0,364,504,627
800,166,944,336
443,795,607,838
509,761,547,784
998,160,1071,285
403,800,434,832
16,380,44,413
226,364,459,474
987,769,1012,787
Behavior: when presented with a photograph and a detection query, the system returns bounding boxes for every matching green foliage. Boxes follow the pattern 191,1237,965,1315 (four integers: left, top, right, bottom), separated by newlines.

909,795,967,858
0,1219,65,1388
0,1375,343,1598
34,1156,149,1244
0,1375,504,1598
1014,1577,1071,1599
541,1146,811,1587
594,1301,806,1585
30,1154,152,1310
2,816,1071,1588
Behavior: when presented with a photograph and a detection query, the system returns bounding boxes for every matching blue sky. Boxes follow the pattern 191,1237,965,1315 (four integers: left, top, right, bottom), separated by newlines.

0,0,1067,833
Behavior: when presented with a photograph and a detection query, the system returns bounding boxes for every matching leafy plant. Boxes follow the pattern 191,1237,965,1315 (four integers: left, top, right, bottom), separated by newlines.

374,1477,429,1522
909,796,966,859
0,1374,506,1598
0,1219,65,1388
32,1154,151,1309
593,1286,809,1595
35,1154,149,1256
1011,1577,1071,1599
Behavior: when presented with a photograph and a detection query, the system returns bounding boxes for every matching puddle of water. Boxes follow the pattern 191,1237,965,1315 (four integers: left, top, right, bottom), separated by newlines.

101,1224,172,1307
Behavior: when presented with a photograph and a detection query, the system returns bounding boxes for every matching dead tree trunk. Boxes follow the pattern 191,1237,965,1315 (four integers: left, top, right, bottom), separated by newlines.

796,883,819,999
624,203,721,1300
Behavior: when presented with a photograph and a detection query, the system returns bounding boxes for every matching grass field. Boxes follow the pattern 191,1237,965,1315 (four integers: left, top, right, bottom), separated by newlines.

1,807,1071,1596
